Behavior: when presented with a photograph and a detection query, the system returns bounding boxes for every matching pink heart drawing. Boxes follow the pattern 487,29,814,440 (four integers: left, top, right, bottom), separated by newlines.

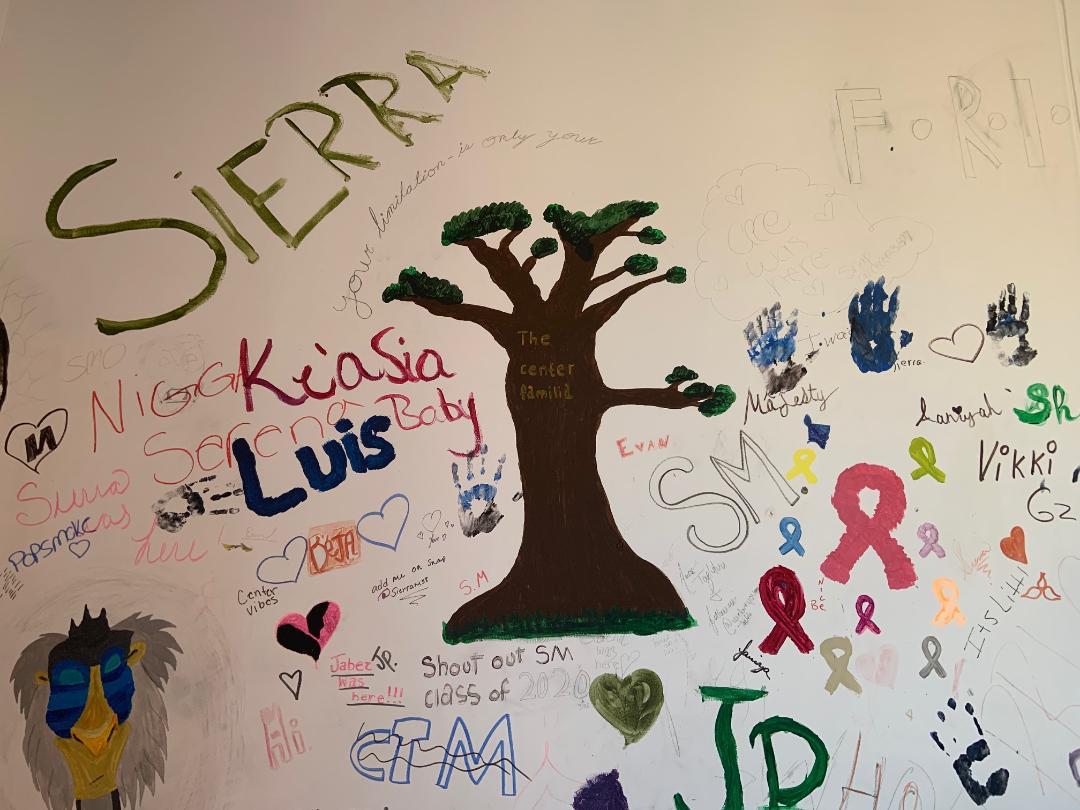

854,644,898,688
275,601,340,661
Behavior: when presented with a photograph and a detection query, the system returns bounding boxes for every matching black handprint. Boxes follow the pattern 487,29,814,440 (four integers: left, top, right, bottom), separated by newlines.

930,698,1009,805
986,283,1037,367
451,446,506,538
152,475,242,532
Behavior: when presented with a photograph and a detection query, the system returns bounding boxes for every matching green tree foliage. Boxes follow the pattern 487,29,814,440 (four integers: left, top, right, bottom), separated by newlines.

637,226,667,245
382,267,463,304
682,382,713,398
543,200,659,257
698,385,737,416
390,197,734,428
665,365,699,384
530,237,558,258
441,202,532,245
625,254,659,275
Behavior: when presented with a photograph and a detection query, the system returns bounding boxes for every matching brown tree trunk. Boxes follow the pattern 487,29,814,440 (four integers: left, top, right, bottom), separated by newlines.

443,323,692,643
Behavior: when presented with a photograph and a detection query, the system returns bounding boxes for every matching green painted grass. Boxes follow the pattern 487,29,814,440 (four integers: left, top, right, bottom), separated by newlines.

443,607,695,644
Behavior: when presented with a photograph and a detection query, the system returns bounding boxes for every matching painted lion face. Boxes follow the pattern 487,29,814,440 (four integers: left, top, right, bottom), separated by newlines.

35,608,146,800
12,606,181,810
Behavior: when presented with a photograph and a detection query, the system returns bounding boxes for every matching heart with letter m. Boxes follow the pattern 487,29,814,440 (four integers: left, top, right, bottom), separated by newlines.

5,408,68,473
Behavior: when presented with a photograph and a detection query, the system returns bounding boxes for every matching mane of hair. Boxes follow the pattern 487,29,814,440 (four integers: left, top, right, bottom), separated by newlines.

10,612,182,810
11,631,70,810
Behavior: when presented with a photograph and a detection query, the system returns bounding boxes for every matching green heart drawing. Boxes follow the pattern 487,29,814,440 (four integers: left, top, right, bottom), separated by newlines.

589,668,665,746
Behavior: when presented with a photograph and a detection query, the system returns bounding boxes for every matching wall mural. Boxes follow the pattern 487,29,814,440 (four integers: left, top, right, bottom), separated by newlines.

2,3,1079,809
384,200,733,641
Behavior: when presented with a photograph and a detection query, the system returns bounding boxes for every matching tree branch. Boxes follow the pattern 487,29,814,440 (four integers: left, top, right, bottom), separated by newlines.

592,218,643,255
457,237,542,310
603,384,711,410
547,218,642,310
522,256,538,274
394,296,513,345
583,275,666,327
588,266,628,292
498,228,524,252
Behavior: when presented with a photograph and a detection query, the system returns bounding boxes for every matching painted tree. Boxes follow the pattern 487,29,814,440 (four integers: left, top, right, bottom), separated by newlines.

383,200,735,642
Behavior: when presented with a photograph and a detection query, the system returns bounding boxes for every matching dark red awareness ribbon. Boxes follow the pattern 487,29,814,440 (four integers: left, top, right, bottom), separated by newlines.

758,565,814,655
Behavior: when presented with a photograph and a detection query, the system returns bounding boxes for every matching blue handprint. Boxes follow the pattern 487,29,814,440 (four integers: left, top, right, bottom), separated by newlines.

451,445,506,537
848,277,912,373
744,302,807,395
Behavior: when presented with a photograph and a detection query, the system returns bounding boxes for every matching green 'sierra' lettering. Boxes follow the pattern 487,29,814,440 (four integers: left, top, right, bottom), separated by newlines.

45,50,489,335
46,158,227,336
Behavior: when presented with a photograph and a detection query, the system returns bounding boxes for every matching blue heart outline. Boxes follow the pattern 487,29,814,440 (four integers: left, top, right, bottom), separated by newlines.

357,493,410,551
68,538,91,559
256,534,309,584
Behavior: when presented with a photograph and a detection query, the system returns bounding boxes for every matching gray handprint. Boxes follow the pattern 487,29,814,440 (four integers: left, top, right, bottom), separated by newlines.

451,446,506,537
153,474,242,532
986,283,1036,367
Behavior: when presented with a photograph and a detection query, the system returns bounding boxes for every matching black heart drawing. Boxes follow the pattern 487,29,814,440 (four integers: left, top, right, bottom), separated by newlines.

5,408,68,473
275,600,340,662
68,538,91,559
952,406,964,415
278,669,303,700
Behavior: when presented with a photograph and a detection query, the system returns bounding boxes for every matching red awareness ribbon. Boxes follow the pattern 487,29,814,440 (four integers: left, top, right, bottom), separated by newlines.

820,463,917,590
758,565,814,655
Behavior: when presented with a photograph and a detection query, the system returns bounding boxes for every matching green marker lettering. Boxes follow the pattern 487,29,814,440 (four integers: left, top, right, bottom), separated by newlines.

319,71,441,146
405,50,490,102
46,158,226,336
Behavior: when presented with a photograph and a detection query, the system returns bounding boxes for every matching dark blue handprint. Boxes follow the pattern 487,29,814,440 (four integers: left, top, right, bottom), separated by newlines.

848,277,911,373
986,283,1037,367
931,698,1009,806
452,445,506,537
744,302,807,395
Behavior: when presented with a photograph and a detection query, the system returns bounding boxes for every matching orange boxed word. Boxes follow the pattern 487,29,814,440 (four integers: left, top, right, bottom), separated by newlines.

306,521,361,575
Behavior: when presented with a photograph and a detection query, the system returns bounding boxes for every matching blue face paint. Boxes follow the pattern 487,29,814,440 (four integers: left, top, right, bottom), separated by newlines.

100,645,135,723
44,647,136,737
45,660,89,737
